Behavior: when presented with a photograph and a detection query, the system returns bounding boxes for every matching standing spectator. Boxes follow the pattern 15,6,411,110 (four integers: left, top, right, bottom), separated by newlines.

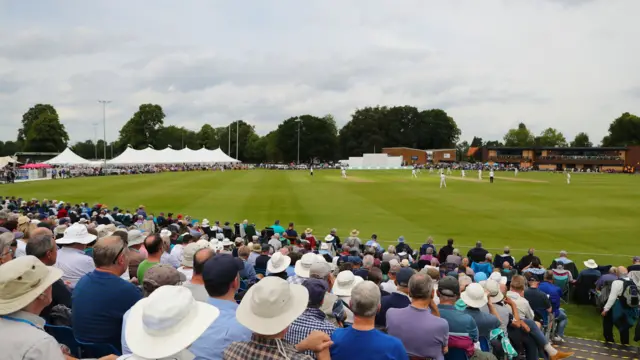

137,234,164,283
438,238,455,263
375,267,413,328
73,235,143,352
55,223,97,289
387,273,448,360
628,256,640,286
538,271,569,342
190,254,252,359
285,278,337,358
26,231,71,322
467,241,488,264
330,281,408,360
602,267,638,345
183,248,215,302
494,246,515,269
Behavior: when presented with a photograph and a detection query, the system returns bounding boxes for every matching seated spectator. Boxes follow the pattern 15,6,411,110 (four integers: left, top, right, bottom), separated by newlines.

309,259,346,327
248,242,260,266
255,243,271,272
183,248,215,302
55,223,97,288
333,270,364,325
549,250,578,279
289,252,318,285
420,236,436,256
267,251,291,280
269,233,283,252
26,231,72,323
177,242,202,282
494,246,515,269
368,266,390,296
285,278,337,358
190,254,252,359
159,229,180,268
461,283,502,345
330,281,408,360
137,234,164,283
237,245,257,282
125,229,146,279
226,276,333,359
124,286,219,360
395,236,413,256
382,244,400,262
375,267,413,328
381,260,400,293
471,253,494,277
596,267,619,290
121,263,187,354
538,270,569,342
574,259,601,304
438,238,455,263
522,259,545,281
523,272,552,321
0,232,16,265
446,248,462,266
354,254,374,280
287,251,301,277
500,261,515,283
387,273,448,359
73,235,143,352
602,266,637,345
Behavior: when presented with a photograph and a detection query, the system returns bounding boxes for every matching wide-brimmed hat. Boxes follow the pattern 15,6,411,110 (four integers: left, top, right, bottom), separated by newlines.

332,271,364,297
182,243,203,267
17,216,30,226
461,283,488,308
489,272,507,285
267,252,291,274
295,253,318,278
236,276,308,335
324,235,334,242
221,238,233,247
56,223,97,245
252,243,262,253
304,228,313,234
484,279,504,303
319,242,330,255
201,219,210,227
128,229,146,247
0,256,63,315
126,286,219,359
53,225,67,236
584,259,598,269
350,229,359,237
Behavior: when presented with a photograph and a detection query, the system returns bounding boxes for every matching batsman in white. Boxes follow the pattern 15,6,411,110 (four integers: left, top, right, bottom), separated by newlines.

566,172,571,184
411,167,418,178
514,167,518,177
341,167,347,179
478,168,483,180
461,169,466,178
310,165,314,176
440,172,447,188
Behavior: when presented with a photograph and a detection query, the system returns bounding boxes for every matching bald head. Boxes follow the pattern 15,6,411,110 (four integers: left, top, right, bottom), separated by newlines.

618,266,628,276
31,227,53,238
194,248,214,275
93,235,127,268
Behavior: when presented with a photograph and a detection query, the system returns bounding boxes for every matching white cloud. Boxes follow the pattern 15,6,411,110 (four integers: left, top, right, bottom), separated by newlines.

0,0,638,145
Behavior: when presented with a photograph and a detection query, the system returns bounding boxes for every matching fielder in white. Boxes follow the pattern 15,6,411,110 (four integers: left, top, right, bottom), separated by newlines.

566,172,571,184
478,168,482,180
310,166,314,176
341,167,347,179
412,168,418,178
429,167,434,174
514,167,518,177
446,167,452,175
461,169,466,178
440,172,447,188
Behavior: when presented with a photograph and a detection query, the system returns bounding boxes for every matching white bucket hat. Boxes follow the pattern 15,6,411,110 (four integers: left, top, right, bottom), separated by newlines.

236,276,308,335
56,223,97,245
295,253,318,278
324,234,335,242
126,286,219,359
460,283,488,308
182,243,202,267
484,279,504,303
267,252,291,274
584,259,598,269
128,229,146,247
221,238,233,247
201,219,210,227
0,256,63,315
332,271,364,297
489,271,507,285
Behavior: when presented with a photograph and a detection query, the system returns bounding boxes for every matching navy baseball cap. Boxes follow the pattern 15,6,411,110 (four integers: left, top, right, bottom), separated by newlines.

202,254,244,286
396,267,415,287
302,278,328,307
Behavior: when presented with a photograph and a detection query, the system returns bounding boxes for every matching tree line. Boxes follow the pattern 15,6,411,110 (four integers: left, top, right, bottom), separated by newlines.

3,103,640,163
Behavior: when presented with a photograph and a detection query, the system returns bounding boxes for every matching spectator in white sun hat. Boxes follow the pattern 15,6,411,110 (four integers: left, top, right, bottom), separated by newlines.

332,270,364,325
225,276,333,360
267,251,292,280
122,285,220,360
289,252,318,285
178,242,208,282
55,222,97,289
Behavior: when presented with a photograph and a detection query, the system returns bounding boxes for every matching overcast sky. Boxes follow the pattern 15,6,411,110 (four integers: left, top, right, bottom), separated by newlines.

1,0,638,145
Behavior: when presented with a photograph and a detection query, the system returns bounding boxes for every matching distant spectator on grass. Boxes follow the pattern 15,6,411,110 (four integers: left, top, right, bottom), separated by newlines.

516,248,540,272
271,219,285,235
365,234,383,253
549,250,578,279
577,259,601,280
438,238,455,263
522,258,546,281
344,229,362,252
395,236,413,256
446,248,462,266
467,241,488,264
494,246,515,269
420,236,436,256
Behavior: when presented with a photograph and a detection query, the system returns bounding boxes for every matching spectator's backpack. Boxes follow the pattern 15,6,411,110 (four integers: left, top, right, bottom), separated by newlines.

620,279,640,308
596,280,614,309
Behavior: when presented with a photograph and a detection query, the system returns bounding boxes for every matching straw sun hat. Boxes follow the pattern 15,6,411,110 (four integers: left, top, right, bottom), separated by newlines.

0,256,63,315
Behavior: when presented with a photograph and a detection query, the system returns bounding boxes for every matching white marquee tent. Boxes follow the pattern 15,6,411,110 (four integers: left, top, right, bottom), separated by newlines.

107,146,240,165
44,148,94,165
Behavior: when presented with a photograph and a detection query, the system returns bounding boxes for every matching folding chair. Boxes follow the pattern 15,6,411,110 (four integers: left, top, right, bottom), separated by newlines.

44,324,82,357
75,339,121,358
553,274,570,304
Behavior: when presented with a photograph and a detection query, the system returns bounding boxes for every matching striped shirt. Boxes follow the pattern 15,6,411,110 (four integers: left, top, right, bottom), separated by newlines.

224,334,312,360
285,308,336,358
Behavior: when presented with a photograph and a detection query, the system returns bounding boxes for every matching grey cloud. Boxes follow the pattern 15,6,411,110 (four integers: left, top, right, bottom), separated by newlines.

0,78,22,94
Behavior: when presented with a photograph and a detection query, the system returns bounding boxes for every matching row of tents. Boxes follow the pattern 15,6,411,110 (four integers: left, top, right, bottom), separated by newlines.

43,146,240,166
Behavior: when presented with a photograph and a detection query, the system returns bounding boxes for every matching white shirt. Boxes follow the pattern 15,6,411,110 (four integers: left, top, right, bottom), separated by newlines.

604,277,629,312
15,240,27,258
55,247,96,289
0,311,65,360
268,238,282,251
490,170,494,177
170,244,184,264
177,266,194,282
381,279,398,293
506,291,534,320
440,173,445,180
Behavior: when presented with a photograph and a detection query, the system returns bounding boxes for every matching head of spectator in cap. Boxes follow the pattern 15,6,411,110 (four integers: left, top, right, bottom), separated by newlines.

0,255,63,317
203,254,244,300
26,230,57,266
267,252,291,280
437,276,460,304
634,256,640,265
395,267,414,295
142,264,187,297
333,270,364,298
125,286,219,360
303,278,328,308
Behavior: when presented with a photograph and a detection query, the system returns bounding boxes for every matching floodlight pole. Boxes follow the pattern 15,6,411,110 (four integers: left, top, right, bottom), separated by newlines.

296,119,301,164
236,121,239,160
98,100,111,166
228,124,231,155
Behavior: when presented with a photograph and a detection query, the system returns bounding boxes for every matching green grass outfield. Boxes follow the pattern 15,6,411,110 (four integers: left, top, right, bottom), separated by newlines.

2,169,639,340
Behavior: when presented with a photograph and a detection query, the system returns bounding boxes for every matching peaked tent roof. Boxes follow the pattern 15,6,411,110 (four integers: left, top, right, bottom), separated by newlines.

44,148,93,165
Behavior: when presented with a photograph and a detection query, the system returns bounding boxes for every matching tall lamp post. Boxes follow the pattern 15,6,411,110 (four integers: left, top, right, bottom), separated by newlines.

296,119,302,164
98,100,111,166
236,121,239,160
92,122,99,159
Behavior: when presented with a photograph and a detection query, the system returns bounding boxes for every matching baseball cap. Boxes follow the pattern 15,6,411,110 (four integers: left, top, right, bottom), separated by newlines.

203,254,244,286
143,264,186,288
396,267,414,287
261,243,271,252
309,261,331,279
438,276,460,297
302,278,328,307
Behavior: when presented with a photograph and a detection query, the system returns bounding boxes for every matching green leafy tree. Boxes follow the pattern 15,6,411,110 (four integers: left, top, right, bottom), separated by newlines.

536,127,567,147
18,104,58,142
196,124,219,149
275,115,338,162
503,123,535,147
215,121,258,161
24,111,69,152
1,141,21,156
470,137,483,147
118,104,165,148
265,131,283,162
244,133,267,163
71,140,98,159
484,140,504,147
601,112,640,146
456,141,470,161
570,132,592,147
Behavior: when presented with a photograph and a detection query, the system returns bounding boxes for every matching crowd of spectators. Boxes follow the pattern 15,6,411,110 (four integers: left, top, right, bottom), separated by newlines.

1,196,638,360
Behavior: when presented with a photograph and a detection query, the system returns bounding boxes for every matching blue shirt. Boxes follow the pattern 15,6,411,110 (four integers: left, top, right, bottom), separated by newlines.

538,281,562,317
285,308,336,358
437,304,479,342
239,259,257,282
72,270,142,352
190,298,252,360
286,265,296,278
471,262,493,277
330,326,408,360
578,268,601,280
